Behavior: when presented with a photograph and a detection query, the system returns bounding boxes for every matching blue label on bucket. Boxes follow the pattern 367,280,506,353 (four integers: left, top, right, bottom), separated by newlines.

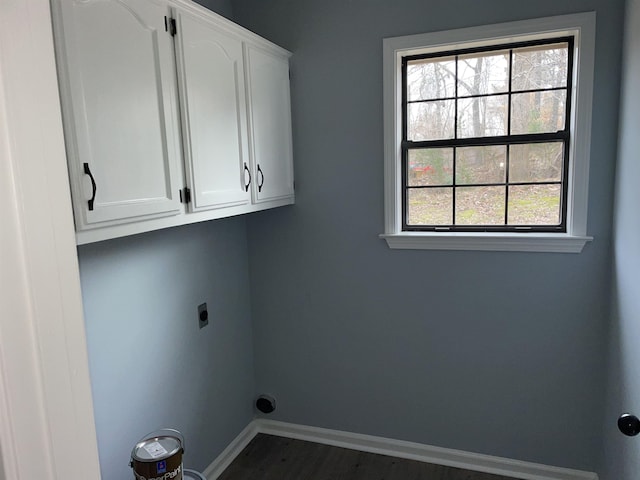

157,460,166,474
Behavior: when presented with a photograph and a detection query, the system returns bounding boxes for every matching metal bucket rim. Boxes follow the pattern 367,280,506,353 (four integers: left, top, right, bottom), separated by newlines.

183,469,207,480
131,435,183,462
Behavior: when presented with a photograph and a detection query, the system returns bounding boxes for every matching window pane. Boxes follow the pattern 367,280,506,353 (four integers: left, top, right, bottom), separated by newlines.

407,188,452,225
455,186,506,225
458,50,509,97
507,184,561,225
512,43,569,91
408,100,455,141
457,94,508,138
456,145,506,185
510,90,566,135
509,143,563,183
407,56,456,101
408,148,453,186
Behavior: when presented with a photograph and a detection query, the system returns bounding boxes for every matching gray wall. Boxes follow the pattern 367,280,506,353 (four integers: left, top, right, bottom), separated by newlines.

234,0,623,472
601,0,640,477
78,217,255,480
194,0,233,19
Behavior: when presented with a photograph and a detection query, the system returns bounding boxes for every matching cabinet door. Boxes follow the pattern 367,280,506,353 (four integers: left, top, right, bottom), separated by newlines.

54,0,182,229
245,46,295,203
175,12,251,212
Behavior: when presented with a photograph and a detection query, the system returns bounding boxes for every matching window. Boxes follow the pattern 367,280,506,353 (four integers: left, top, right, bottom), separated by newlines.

382,14,595,252
404,39,572,231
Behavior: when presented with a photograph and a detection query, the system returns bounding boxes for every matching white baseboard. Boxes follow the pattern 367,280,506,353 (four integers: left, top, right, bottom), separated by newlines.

204,419,598,480
202,421,258,479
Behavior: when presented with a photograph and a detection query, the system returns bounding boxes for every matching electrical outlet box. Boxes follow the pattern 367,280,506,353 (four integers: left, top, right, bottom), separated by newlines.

198,303,209,328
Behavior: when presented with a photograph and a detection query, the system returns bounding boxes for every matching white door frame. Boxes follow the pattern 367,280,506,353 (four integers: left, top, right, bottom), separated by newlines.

0,0,101,478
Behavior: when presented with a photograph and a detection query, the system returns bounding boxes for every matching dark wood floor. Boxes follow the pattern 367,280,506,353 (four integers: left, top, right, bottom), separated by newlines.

217,434,518,480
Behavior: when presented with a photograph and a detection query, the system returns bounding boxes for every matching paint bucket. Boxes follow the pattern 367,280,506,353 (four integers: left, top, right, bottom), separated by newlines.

130,429,184,480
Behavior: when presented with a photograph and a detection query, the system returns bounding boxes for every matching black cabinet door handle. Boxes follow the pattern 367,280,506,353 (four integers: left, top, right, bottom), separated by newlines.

244,162,251,192
83,163,97,211
257,164,264,192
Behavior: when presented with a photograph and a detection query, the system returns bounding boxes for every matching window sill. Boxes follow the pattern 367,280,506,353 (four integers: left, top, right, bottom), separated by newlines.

379,232,592,253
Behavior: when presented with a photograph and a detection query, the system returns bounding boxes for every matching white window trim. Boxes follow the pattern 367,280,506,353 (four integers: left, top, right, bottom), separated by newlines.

381,13,595,253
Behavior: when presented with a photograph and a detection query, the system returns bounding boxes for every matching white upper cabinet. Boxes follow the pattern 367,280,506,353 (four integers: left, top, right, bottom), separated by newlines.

52,0,295,244
174,10,251,212
53,0,183,229
245,46,295,203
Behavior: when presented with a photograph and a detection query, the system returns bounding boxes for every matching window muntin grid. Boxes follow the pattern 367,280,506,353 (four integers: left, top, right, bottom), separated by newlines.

401,37,573,232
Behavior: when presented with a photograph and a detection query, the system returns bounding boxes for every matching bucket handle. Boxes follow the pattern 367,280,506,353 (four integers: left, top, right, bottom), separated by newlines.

137,428,185,454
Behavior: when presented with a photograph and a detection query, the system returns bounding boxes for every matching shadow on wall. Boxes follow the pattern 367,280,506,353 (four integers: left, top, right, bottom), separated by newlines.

600,0,640,477
601,269,640,479
77,219,255,480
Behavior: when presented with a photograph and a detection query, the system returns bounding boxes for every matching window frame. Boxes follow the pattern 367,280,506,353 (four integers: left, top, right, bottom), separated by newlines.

381,13,595,253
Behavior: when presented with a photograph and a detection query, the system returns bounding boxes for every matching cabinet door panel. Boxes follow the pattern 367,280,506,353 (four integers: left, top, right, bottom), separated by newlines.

55,0,182,227
176,13,250,212
245,46,294,203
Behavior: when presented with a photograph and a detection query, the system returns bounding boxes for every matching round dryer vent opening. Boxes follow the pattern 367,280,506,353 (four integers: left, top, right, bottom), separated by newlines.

256,394,276,414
